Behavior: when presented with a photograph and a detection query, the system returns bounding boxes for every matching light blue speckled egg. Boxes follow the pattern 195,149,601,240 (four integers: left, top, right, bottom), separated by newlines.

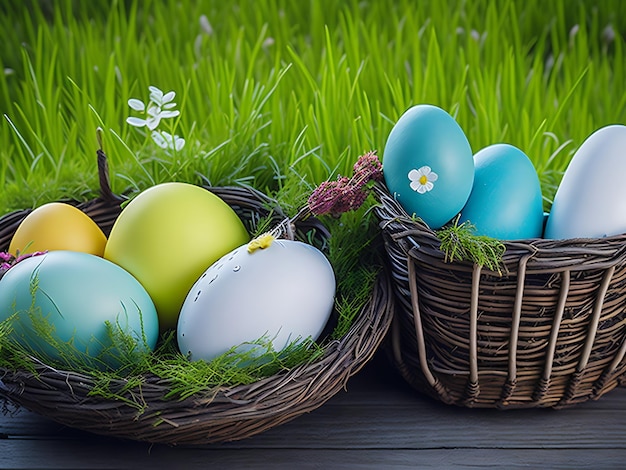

177,239,335,363
0,251,159,368
459,144,544,240
382,104,474,229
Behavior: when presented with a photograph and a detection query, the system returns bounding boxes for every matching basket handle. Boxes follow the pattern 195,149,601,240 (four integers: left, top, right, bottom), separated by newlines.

96,128,125,203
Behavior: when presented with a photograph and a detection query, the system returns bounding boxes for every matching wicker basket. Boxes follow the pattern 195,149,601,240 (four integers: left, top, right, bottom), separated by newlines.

0,151,394,445
373,183,626,409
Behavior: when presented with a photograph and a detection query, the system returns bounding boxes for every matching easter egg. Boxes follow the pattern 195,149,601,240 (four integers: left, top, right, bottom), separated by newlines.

458,144,544,240
382,104,474,229
545,125,626,239
104,182,249,331
177,237,336,362
0,251,158,368
8,202,107,256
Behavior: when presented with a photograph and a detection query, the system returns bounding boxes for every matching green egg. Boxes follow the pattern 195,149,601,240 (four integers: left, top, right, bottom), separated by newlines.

104,183,249,331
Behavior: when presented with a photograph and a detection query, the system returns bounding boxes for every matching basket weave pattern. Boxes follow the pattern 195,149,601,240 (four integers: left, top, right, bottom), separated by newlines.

374,183,626,409
0,155,394,444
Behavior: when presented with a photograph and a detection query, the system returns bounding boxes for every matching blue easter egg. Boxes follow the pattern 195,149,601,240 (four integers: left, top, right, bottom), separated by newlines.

0,251,159,368
459,144,544,240
382,104,474,229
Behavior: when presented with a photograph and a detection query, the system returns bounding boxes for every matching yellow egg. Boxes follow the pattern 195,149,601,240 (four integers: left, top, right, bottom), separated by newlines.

9,202,107,256
103,182,249,331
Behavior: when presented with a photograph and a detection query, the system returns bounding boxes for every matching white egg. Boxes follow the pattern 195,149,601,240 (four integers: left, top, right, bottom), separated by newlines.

177,238,336,362
545,125,626,239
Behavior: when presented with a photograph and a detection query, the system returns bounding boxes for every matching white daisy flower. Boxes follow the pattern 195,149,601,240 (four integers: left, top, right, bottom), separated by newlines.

408,166,438,194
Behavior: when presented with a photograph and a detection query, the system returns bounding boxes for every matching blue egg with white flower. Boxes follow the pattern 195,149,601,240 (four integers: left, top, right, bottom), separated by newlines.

382,104,474,229
459,144,544,240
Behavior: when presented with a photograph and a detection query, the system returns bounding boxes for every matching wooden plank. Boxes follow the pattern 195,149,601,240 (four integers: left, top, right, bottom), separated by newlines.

225,391,626,450
1,442,624,470
3,385,626,450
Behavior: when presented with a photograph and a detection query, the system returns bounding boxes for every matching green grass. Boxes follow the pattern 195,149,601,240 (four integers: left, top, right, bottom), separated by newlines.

1,0,624,213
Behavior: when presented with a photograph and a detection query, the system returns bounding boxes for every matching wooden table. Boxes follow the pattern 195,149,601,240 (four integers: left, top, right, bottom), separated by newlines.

1,351,625,469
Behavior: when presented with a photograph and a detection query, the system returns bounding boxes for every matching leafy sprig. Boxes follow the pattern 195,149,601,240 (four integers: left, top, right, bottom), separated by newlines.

436,216,506,274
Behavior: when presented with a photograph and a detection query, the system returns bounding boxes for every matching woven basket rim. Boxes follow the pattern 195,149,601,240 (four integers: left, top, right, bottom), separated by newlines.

373,182,626,270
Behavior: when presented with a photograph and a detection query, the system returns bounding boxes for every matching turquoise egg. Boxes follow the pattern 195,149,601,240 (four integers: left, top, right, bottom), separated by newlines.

459,144,544,240
382,104,474,229
0,251,159,368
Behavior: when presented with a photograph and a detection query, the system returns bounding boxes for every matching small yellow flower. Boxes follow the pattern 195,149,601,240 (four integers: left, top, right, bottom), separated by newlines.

247,233,276,253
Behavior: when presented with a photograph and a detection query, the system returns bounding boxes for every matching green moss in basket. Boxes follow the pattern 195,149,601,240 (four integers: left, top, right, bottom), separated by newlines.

322,206,381,339
435,216,506,274
0,306,154,375
146,333,324,401
249,211,280,239
0,310,325,410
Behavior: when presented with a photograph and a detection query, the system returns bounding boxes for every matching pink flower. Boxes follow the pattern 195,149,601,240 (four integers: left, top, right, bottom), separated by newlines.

0,250,47,278
15,251,47,263
307,178,348,217
353,151,383,185
307,151,382,217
